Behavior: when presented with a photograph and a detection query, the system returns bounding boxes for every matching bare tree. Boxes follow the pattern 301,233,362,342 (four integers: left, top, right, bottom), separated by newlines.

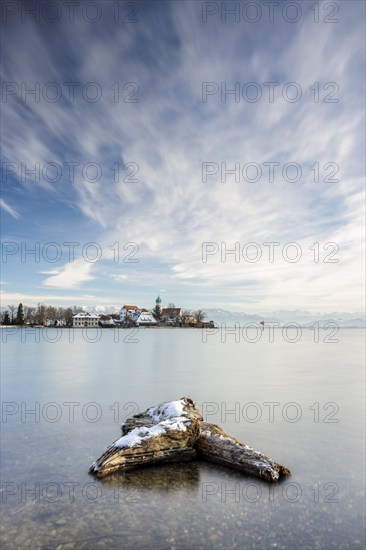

64,308,74,326
193,310,206,324
56,307,66,321
7,304,16,324
24,306,36,324
35,303,47,325
45,305,57,323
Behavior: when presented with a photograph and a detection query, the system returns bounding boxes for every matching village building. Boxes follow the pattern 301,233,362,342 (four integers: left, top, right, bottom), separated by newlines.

161,307,183,325
99,314,116,327
120,305,141,324
72,312,100,327
161,307,183,318
119,305,157,326
136,311,157,326
183,314,197,326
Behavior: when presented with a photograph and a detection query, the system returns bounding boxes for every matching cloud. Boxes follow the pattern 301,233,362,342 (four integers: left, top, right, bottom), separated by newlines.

0,198,20,219
41,259,95,289
111,274,128,282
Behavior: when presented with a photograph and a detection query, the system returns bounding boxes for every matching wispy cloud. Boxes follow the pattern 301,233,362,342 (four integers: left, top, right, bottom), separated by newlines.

111,274,128,282
41,260,95,289
0,198,20,219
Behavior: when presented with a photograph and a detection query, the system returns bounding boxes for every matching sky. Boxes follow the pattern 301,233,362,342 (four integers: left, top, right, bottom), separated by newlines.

1,0,365,315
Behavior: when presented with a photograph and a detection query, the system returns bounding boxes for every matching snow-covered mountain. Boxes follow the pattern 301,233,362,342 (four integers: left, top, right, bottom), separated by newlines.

204,309,366,328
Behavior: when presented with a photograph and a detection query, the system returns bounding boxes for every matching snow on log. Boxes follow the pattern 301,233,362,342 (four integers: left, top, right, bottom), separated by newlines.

89,398,201,478
121,396,203,435
195,421,290,481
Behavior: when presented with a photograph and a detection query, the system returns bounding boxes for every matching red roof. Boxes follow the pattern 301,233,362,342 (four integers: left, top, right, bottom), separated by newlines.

123,305,138,310
161,308,182,316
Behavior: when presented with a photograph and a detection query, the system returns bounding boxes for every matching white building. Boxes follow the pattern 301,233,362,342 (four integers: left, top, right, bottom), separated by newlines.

72,312,100,327
136,311,157,326
99,315,116,327
120,305,141,323
120,305,157,326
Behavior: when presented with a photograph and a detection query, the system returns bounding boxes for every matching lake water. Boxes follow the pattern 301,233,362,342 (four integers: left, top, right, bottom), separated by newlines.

1,327,365,549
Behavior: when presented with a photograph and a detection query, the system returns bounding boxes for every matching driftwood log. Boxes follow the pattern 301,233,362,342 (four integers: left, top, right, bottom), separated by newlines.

195,421,290,481
89,397,290,481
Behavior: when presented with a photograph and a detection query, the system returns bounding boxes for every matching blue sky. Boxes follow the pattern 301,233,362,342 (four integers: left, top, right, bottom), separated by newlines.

1,0,365,314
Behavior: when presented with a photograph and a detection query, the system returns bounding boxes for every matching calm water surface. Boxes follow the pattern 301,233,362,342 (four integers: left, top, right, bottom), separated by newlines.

1,328,365,549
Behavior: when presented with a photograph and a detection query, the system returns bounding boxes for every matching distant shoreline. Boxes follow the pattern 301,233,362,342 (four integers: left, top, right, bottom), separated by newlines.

1,325,365,330
0,325,212,329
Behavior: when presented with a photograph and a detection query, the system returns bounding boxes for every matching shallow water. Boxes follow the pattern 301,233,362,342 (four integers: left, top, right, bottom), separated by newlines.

1,327,365,549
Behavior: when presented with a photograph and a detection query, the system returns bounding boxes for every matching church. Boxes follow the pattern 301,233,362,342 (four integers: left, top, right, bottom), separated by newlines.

155,295,183,325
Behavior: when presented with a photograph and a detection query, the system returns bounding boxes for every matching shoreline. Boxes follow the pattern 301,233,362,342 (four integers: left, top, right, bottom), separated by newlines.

1,325,364,330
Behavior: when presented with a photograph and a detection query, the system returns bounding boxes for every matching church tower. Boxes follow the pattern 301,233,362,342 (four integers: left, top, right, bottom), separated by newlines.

155,295,162,313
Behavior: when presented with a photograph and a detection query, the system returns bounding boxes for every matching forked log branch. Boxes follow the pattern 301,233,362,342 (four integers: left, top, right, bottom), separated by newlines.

89,397,290,481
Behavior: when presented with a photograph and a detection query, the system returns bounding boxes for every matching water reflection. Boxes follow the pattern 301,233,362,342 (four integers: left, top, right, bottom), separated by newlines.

98,461,201,492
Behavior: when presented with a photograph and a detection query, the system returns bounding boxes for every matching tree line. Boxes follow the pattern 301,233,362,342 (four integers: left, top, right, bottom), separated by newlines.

1,303,84,326
1,303,208,327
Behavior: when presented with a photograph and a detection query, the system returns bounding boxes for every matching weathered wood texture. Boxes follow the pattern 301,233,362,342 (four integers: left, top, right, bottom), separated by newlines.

89,397,290,481
89,398,201,478
195,422,290,481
